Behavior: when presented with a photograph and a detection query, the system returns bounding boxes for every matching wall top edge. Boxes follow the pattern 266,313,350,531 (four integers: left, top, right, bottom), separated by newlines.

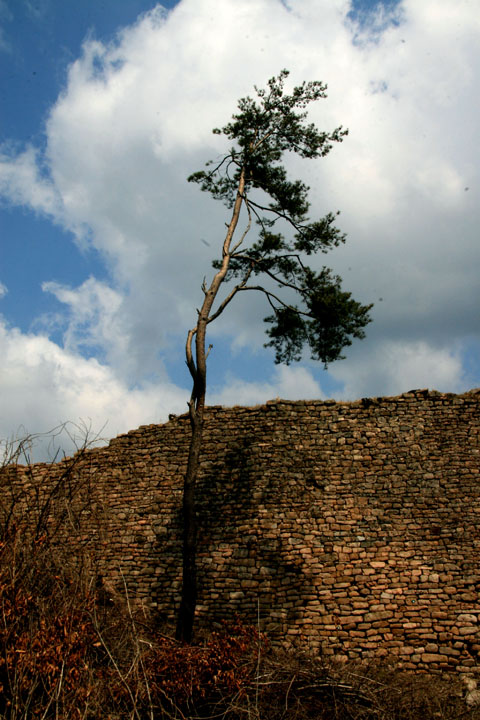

5,387,479,468
127,386,480,433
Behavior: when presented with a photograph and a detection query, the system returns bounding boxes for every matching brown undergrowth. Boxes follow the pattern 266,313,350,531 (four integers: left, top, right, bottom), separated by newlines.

1,529,479,720
1,433,479,719
0,521,266,719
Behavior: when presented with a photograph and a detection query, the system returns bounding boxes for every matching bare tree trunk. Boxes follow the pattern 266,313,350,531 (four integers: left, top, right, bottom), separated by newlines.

175,169,246,643
175,322,207,643
175,390,204,642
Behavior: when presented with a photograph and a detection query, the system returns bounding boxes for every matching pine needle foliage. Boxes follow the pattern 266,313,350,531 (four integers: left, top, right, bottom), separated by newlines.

188,69,373,366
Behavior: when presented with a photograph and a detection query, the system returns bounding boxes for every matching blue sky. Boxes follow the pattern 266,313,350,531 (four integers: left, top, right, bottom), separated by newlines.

0,0,479,458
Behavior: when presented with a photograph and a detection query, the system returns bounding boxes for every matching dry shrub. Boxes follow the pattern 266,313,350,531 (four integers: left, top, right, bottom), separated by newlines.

245,651,480,720
143,619,265,712
1,526,479,720
0,530,98,718
1,433,479,719
0,525,265,719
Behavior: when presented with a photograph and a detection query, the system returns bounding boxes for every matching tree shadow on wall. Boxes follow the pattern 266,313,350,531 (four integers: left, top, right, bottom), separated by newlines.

196,434,315,637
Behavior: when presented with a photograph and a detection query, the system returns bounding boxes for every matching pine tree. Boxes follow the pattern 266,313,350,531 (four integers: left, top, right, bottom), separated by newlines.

176,70,373,642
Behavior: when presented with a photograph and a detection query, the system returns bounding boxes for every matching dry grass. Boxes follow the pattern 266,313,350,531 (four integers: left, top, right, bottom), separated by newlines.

1,433,479,720
248,651,480,720
1,532,478,720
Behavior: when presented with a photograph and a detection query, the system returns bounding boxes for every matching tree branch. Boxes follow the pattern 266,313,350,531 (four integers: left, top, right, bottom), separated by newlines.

185,327,197,383
246,196,304,233
234,284,313,318
221,166,246,258
230,253,306,294
230,199,252,253
207,265,254,325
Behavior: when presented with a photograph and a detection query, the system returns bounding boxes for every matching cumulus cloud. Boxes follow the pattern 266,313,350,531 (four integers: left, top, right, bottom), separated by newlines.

0,0,479,444
42,277,127,366
209,365,328,407
330,339,468,400
0,146,62,218
0,319,188,460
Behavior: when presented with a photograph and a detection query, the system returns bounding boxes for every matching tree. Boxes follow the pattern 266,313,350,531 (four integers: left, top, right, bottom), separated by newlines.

175,70,373,642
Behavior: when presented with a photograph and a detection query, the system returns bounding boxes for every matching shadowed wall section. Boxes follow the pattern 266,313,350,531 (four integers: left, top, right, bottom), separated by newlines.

1,389,479,671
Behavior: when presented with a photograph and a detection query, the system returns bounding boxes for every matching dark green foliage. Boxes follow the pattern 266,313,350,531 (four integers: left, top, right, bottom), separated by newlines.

264,268,372,366
189,69,373,367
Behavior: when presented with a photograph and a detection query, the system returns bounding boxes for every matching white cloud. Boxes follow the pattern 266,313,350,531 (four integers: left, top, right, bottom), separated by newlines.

0,281,7,298
0,0,479,442
209,365,327,407
0,319,188,461
0,146,62,218
330,339,467,399
42,276,126,362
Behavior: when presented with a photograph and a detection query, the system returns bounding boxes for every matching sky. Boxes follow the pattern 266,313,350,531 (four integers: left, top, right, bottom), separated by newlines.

0,0,479,459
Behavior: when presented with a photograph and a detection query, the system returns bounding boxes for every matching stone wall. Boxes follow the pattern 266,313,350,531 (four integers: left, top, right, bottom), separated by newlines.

1,389,479,672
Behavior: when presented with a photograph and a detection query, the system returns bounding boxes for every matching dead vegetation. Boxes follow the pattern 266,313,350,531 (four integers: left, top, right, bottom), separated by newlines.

0,431,479,719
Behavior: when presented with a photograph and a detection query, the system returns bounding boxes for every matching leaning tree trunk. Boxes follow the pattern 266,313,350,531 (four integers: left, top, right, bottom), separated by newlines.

175,168,246,643
175,387,204,642
175,321,207,643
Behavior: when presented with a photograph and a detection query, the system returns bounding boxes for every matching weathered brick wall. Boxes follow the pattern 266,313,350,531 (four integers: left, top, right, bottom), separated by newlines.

1,389,479,672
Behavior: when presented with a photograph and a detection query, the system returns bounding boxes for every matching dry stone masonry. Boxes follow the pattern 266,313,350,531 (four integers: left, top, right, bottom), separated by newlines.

2,389,479,672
